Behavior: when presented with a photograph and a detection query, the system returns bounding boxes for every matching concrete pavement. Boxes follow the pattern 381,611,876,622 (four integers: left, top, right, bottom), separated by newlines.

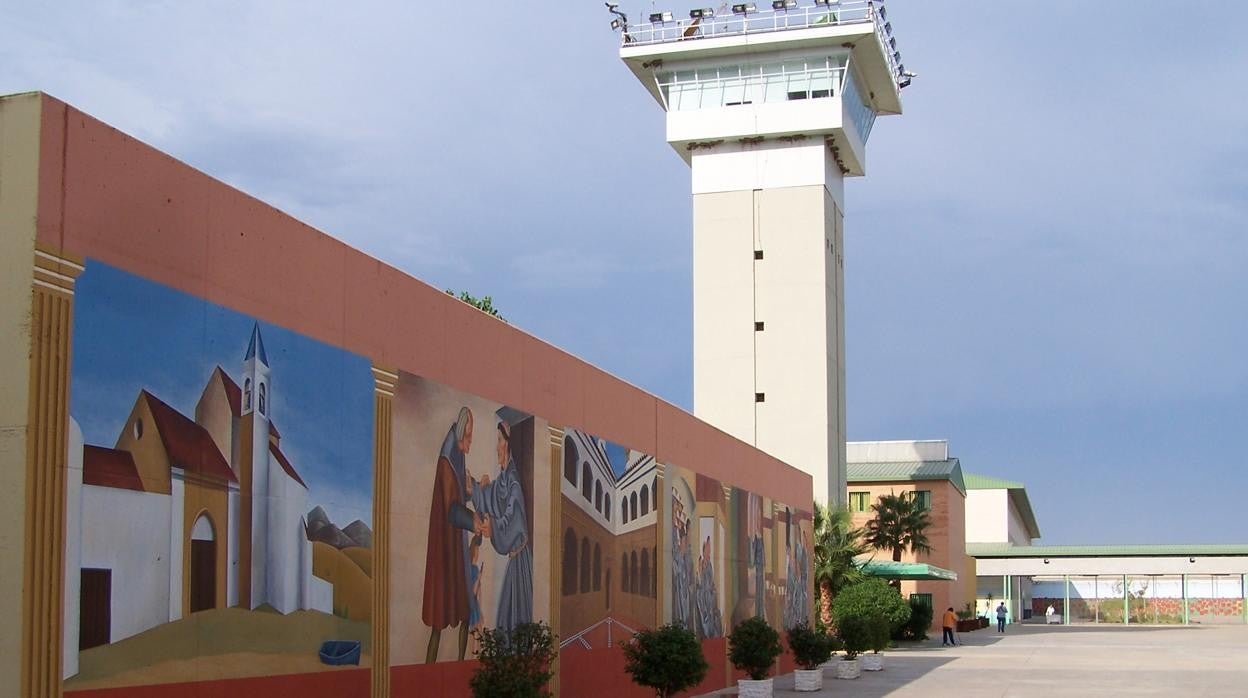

698,623,1248,696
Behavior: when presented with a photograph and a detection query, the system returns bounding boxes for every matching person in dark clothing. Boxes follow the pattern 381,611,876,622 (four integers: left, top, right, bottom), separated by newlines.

996,602,1008,632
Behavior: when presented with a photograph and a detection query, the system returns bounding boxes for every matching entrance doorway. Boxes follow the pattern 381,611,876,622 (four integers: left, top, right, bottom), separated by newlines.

190,514,216,613
79,568,111,650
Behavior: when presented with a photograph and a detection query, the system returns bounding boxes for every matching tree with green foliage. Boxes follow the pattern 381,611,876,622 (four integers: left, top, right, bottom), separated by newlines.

446,289,506,321
469,622,558,698
728,616,782,681
832,578,911,635
864,492,932,589
786,621,836,670
621,623,708,698
813,502,870,628
898,597,934,641
835,613,872,660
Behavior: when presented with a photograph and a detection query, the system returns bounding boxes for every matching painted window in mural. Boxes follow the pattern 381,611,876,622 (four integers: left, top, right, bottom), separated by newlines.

63,261,374,691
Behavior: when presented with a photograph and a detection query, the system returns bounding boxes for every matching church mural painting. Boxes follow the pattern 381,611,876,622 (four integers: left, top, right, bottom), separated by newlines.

61,260,375,691
557,427,659,652
664,465,727,639
722,488,813,632
387,373,551,665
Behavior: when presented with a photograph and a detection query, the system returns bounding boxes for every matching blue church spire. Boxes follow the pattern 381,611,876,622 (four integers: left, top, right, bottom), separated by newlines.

245,322,269,365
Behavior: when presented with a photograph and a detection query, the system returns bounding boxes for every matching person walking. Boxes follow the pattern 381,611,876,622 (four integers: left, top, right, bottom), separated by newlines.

996,602,1008,633
942,607,958,646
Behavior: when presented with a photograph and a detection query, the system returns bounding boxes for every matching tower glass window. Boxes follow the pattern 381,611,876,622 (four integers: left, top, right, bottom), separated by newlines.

658,54,848,111
913,490,932,511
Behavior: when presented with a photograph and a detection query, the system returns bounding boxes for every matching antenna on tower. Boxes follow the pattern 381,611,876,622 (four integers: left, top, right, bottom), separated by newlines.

606,2,631,40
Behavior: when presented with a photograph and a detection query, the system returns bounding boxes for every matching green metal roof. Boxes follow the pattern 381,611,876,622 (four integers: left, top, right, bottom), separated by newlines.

861,561,959,581
963,473,1024,490
967,543,1248,558
963,472,1042,540
846,459,966,495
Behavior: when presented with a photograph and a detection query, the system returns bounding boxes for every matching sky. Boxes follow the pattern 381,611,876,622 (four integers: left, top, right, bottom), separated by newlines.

5,2,1245,545
71,261,375,529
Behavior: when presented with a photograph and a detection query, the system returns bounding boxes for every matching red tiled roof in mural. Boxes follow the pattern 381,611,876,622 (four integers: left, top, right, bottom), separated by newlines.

83,445,145,492
140,390,237,483
269,443,307,488
213,366,280,438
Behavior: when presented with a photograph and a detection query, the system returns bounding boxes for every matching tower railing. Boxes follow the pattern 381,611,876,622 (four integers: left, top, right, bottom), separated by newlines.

622,2,901,87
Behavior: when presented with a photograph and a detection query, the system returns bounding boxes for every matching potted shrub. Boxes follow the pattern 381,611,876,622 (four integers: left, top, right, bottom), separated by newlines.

728,616,782,698
786,622,834,692
860,613,890,671
833,579,912,641
956,604,977,633
622,623,708,698
834,613,870,679
897,598,933,641
469,622,558,698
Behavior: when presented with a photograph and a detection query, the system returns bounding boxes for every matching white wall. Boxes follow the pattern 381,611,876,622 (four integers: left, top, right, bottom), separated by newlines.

977,556,1248,577
846,440,948,463
167,473,184,622
1006,499,1032,545
80,485,172,644
265,466,308,614
965,489,1007,543
227,488,240,606
63,421,83,679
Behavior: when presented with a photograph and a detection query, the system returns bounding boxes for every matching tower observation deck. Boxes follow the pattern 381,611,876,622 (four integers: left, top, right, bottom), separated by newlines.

613,1,908,505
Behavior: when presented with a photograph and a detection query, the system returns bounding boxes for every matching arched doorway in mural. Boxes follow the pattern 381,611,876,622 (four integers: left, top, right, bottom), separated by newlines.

190,513,216,613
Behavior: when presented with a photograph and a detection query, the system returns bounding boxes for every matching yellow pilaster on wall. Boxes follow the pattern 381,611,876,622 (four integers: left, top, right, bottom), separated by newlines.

371,365,397,698
547,425,564,697
24,245,83,698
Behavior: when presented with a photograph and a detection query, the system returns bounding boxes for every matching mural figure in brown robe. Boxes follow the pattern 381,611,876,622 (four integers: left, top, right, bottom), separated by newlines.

423,407,491,662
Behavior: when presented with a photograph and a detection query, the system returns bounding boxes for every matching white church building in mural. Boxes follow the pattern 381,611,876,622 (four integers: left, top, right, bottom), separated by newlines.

62,325,331,678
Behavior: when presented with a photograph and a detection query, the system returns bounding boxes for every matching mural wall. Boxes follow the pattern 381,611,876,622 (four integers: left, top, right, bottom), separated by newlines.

62,261,375,692
388,374,552,666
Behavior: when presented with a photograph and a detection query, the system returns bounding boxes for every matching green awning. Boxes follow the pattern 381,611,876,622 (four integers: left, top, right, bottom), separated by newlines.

861,561,958,581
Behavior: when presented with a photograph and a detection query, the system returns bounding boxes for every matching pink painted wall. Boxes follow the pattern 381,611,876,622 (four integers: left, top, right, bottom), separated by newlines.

34,93,811,511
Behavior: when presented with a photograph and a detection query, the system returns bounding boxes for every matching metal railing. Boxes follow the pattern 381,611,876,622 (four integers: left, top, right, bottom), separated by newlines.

621,1,902,89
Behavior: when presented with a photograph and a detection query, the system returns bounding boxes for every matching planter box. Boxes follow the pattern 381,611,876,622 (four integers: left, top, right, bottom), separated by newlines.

956,619,977,633
738,677,774,698
835,658,861,680
978,617,989,629
861,653,883,671
794,668,823,692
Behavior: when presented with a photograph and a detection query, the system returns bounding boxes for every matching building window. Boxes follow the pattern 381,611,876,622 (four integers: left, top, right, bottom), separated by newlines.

640,485,649,516
849,492,869,513
580,538,591,593
622,553,629,592
605,494,611,521
910,593,933,609
258,383,266,415
913,490,932,511
563,437,577,486
622,499,629,523
640,549,650,597
243,378,252,411
593,544,602,591
595,482,603,513
630,492,638,521
630,551,639,594
581,464,592,500
132,418,144,440
562,528,577,595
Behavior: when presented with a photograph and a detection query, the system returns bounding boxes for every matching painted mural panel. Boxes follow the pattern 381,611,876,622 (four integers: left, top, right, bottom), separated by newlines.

63,260,374,691
388,373,552,665
663,471,812,636
557,428,658,652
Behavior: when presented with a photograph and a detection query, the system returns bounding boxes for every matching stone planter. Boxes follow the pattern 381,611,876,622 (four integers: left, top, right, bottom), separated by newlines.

737,677,774,698
861,653,884,671
794,668,823,692
835,657,862,680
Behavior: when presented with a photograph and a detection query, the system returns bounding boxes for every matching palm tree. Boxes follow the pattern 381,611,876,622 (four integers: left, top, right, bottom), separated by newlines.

864,493,932,588
812,502,870,628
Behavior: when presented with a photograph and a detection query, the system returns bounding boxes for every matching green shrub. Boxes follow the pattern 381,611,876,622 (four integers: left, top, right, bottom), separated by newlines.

836,613,873,660
895,598,933,641
728,616,782,681
786,621,835,670
866,613,891,653
469,622,558,698
832,579,911,634
621,623,709,698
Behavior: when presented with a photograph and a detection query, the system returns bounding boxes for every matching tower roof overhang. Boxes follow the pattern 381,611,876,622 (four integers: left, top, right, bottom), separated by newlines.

620,21,902,116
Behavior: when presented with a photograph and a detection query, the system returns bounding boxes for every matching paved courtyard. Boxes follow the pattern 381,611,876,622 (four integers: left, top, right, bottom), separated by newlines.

699,623,1248,697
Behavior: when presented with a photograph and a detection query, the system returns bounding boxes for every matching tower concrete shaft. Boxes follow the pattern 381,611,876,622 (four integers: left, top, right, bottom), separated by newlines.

618,1,906,505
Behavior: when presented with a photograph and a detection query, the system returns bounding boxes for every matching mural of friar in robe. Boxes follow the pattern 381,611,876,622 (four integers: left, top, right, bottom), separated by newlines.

389,374,549,666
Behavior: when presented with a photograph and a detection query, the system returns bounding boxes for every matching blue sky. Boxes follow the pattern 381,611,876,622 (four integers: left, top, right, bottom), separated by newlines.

7,2,1245,544
71,261,374,528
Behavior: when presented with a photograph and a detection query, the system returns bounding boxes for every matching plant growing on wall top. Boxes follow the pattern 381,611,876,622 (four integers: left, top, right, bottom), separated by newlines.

622,623,708,698
446,289,506,321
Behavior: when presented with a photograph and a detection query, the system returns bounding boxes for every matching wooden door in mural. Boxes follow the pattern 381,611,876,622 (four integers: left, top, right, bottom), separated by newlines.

190,539,216,613
80,568,111,650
